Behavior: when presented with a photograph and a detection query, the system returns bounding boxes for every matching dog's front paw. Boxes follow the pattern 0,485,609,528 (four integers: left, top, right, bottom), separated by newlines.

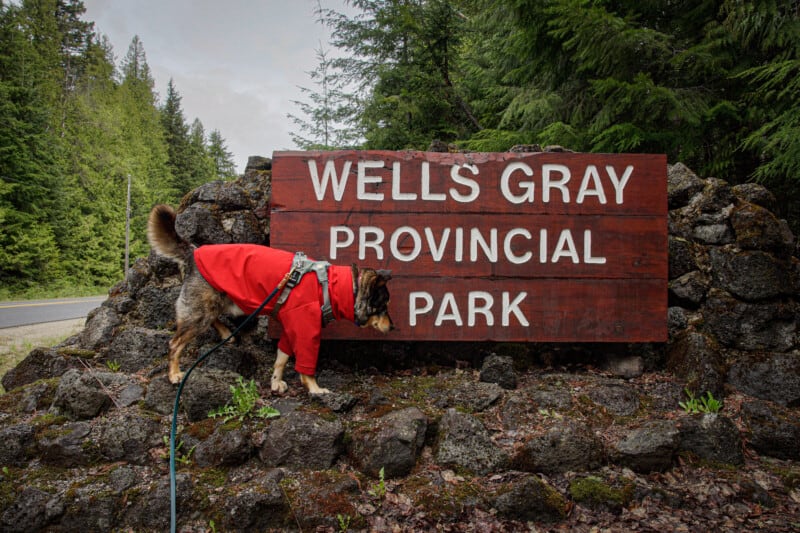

168,371,184,385
271,377,288,394
310,387,331,396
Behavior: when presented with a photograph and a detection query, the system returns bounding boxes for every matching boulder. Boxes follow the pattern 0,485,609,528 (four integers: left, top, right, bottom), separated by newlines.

727,352,800,406
703,289,798,352
52,368,142,420
193,423,254,467
667,330,725,397
493,475,568,522
95,411,162,465
106,327,171,373
350,407,428,478
259,411,344,469
730,202,795,257
479,354,517,389
513,421,605,474
0,487,64,532
1,347,71,391
709,247,791,301
179,369,244,422
741,399,800,460
220,469,287,531
435,408,509,475
678,413,744,465
611,420,680,473
667,163,705,209
0,423,35,466
37,421,96,467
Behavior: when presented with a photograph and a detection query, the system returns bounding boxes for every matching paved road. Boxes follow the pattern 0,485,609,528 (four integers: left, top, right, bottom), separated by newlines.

0,296,106,328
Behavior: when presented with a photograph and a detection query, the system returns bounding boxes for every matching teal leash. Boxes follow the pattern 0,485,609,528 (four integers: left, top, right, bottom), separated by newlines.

169,272,291,533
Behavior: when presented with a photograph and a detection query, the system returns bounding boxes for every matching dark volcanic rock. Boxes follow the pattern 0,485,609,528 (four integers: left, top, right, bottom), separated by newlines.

703,289,798,352
95,411,162,464
513,421,605,474
587,382,641,417
0,423,35,466
493,475,568,522
1,347,71,392
480,354,517,389
709,247,791,301
220,469,287,531
611,420,680,473
52,368,141,419
667,162,705,209
727,352,800,406
37,420,97,466
741,399,800,460
179,369,244,422
667,330,725,397
194,423,254,467
435,408,509,475
259,410,344,469
106,326,171,373
0,487,64,532
350,406,428,478
678,413,744,465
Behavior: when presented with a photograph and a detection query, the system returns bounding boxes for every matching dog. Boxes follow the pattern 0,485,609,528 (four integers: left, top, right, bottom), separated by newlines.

146,204,393,395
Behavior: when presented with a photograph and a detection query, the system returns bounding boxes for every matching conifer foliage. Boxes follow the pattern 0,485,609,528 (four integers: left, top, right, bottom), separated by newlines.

307,0,799,227
0,0,237,297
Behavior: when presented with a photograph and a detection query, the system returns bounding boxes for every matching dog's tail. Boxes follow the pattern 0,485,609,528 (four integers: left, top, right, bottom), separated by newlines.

147,204,192,263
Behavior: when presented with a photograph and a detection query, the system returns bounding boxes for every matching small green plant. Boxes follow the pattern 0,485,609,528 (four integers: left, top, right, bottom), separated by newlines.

337,513,352,532
208,519,217,533
105,360,121,372
679,389,722,414
208,376,280,422
368,466,387,500
161,434,195,465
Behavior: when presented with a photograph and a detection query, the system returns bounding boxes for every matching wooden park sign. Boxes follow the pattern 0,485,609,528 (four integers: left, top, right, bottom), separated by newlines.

270,150,667,342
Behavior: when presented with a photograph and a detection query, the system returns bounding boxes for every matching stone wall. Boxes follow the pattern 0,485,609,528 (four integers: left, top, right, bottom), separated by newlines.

665,162,799,405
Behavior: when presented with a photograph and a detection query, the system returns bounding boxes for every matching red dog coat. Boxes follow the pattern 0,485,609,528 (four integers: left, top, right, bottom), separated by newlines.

194,244,355,375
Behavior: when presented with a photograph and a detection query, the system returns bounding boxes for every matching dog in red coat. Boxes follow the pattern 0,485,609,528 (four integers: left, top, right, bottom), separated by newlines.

147,204,393,395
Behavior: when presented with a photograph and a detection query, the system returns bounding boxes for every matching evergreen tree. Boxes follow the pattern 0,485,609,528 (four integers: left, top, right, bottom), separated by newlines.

289,43,362,149
0,0,65,291
117,35,172,260
59,34,128,286
161,78,194,198
207,129,237,180
188,118,216,183
317,0,479,149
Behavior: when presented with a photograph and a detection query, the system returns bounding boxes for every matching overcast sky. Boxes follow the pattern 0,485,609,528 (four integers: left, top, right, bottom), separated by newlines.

82,0,353,173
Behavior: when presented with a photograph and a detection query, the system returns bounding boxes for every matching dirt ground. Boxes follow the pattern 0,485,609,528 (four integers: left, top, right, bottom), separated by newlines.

0,318,85,391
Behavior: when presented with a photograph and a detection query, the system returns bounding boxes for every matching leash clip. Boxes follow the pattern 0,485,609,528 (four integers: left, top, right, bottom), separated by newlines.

285,251,308,288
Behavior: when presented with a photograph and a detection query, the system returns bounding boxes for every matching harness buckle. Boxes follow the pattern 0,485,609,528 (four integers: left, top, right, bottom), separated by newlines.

286,267,304,288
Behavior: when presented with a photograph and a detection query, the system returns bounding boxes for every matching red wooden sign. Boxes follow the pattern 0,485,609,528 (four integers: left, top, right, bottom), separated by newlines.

270,150,667,342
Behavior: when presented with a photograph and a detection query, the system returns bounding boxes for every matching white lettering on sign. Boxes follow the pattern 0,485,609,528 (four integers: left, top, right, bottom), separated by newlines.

308,159,351,201
330,225,606,265
307,158,634,205
408,291,529,327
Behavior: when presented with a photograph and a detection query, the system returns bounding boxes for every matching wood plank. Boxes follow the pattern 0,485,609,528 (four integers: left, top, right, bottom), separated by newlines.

272,150,666,216
269,212,667,279
269,277,667,343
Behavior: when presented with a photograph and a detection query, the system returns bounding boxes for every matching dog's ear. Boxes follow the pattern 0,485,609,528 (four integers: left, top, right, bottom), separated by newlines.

376,269,392,286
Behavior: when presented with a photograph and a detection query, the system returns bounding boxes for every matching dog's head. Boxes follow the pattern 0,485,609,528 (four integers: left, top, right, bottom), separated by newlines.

354,268,394,333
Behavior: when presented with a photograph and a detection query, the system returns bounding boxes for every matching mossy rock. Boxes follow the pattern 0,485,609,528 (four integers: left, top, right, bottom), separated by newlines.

569,475,633,513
